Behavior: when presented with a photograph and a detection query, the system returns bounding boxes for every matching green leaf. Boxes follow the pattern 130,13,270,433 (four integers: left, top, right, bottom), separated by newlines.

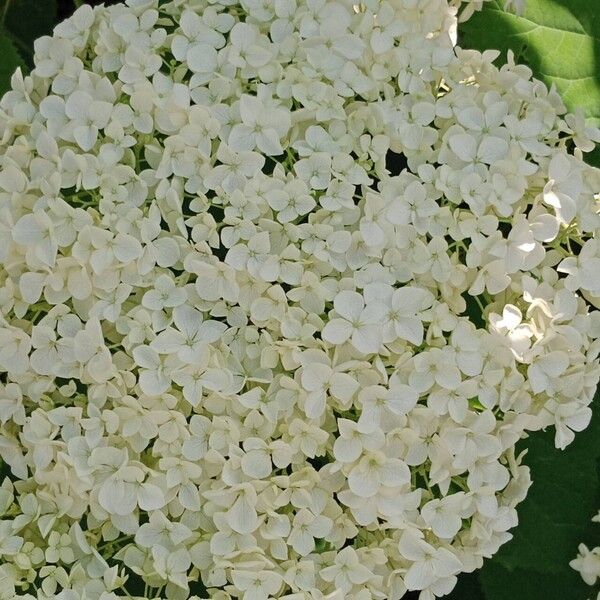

447,571,485,599
459,4,600,592
490,397,600,574
459,0,600,165
479,562,591,600
0,28,25,95
4,0,57,65
472,394,600,599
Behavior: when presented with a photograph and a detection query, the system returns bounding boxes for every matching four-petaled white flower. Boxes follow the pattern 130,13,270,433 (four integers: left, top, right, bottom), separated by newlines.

322,290,385,354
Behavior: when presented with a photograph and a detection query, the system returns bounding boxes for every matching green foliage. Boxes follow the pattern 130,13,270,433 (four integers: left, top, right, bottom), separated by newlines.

474,399,600,599
457,1,600,597
4,0,56,61
447,570,485,598
459,0,600,125
0,28,24,94
479,562,585,600
493,406,600,575
443,395,600,600
460,0,600,165
0,0,55,94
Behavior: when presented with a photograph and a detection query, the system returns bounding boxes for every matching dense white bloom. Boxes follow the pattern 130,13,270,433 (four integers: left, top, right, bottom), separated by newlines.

321,290,386,354
572,514,600,595
0,0,598,598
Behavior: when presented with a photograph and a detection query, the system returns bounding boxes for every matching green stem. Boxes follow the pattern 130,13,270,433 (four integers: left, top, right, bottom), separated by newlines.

2,0,12,25
6,29,32,59
472,294,486,314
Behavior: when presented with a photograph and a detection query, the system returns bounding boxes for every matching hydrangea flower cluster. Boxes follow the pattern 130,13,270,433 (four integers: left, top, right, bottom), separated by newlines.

572,515,600,599
0,0,599,599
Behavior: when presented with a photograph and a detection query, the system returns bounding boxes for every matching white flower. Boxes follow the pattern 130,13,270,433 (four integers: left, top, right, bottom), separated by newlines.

558,239,600,296
151,304,226,363
333,418,385,463
132,345,171,395
448,131,509,165
347,451,410,498
294,153,332,190
365,282,433,345
420,493,469,539
152,546,192,589
13,211,58,267
357,384,416,432
98,471,165,516
205,143,265,193
542,152,582,224
231,569,283,600
321,290,385,354
229,90,291,156
320,547,374,593
135,510,192,548
553,402,592,450
63,87,114,150
571,543,600,586
225,485,259,535
528,351,569,395
142,274,187,311
489,304,533,359
265,179,316,223
0,522,23,558
563,108,600,153
228,22,272,69
399,530,463,591
409,348,462,392
288,509,333,556
226,231,280,282
299,349,359,418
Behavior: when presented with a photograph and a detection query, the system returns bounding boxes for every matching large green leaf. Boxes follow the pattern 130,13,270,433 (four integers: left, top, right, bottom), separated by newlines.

474,395,600,599
0,29,25,95
4,0,56,64
479,562,589,600
460,0,600,164
447,571,485,599
460,3,600,596
445,399,600,600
